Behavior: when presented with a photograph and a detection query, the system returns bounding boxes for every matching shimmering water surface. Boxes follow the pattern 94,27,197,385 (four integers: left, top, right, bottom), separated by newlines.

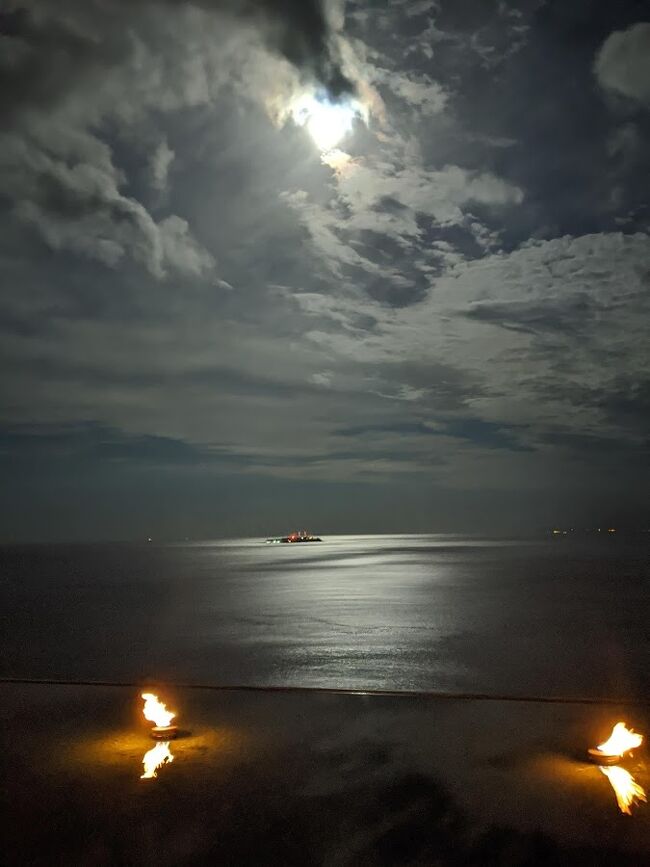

2,535,649,698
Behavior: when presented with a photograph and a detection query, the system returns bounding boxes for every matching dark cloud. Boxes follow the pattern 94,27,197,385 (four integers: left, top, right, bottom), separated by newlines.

0,5,126,122
222,0,354,96
438,418,531,451
0,422,214,467
0,0,350,280
385,0,650,244
336,418,530,451
144,0,355,96
1,0,352,114
417,219,487,260
463,296,593,336
599,378,650,432
372,360,486,411
539,429,648,460
336,422,434,438
595,21,650,106
342,261,429,307
0,2,219,277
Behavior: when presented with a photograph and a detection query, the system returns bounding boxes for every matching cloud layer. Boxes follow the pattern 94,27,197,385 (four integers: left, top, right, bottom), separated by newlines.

595,22,650,105
1,0,649,539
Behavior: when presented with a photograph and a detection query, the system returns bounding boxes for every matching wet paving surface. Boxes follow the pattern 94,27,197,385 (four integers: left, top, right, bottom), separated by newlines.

3,684,649,865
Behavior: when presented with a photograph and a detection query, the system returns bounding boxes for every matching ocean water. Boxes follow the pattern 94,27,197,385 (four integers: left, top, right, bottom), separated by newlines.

2,534,649,699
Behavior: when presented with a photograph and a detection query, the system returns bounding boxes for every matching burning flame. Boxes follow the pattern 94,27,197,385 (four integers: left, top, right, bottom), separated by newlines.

140,741,174,779
141,692,176,728
600,766,647,815
596,722,643,758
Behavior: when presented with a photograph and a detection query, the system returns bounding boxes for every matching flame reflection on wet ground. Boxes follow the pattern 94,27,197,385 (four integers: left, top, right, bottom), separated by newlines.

526,750,647,820
141,741,174,779
599,766,647,815
69,724,245,779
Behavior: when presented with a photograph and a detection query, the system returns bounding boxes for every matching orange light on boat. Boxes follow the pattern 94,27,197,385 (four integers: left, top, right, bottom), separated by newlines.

599,766,647,815
141,692,178,739
588,722,643,764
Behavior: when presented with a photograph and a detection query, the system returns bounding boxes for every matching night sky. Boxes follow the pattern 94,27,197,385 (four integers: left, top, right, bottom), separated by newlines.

1,0,649,541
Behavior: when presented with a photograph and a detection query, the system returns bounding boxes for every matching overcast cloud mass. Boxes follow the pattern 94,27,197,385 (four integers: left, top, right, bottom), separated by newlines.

1,0,649,540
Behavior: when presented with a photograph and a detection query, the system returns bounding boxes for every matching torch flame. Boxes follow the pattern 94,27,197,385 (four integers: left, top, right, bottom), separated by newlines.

596,722,643,758
600,766,647,815
141,692,176,728
140,741,174,779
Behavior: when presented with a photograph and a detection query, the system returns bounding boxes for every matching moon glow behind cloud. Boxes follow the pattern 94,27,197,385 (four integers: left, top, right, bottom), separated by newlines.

290,92,365,153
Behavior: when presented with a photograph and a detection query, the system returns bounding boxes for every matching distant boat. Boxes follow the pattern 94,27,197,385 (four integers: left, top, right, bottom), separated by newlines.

266,530,322,544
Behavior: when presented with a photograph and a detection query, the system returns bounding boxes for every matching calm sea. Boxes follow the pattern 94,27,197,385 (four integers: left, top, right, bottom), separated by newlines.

2,534,648,699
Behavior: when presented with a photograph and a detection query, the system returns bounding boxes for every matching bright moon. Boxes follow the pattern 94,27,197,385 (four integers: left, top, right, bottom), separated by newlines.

291,93,364,153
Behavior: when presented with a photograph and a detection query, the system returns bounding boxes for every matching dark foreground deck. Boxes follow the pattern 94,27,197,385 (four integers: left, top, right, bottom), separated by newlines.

3,683,649,865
